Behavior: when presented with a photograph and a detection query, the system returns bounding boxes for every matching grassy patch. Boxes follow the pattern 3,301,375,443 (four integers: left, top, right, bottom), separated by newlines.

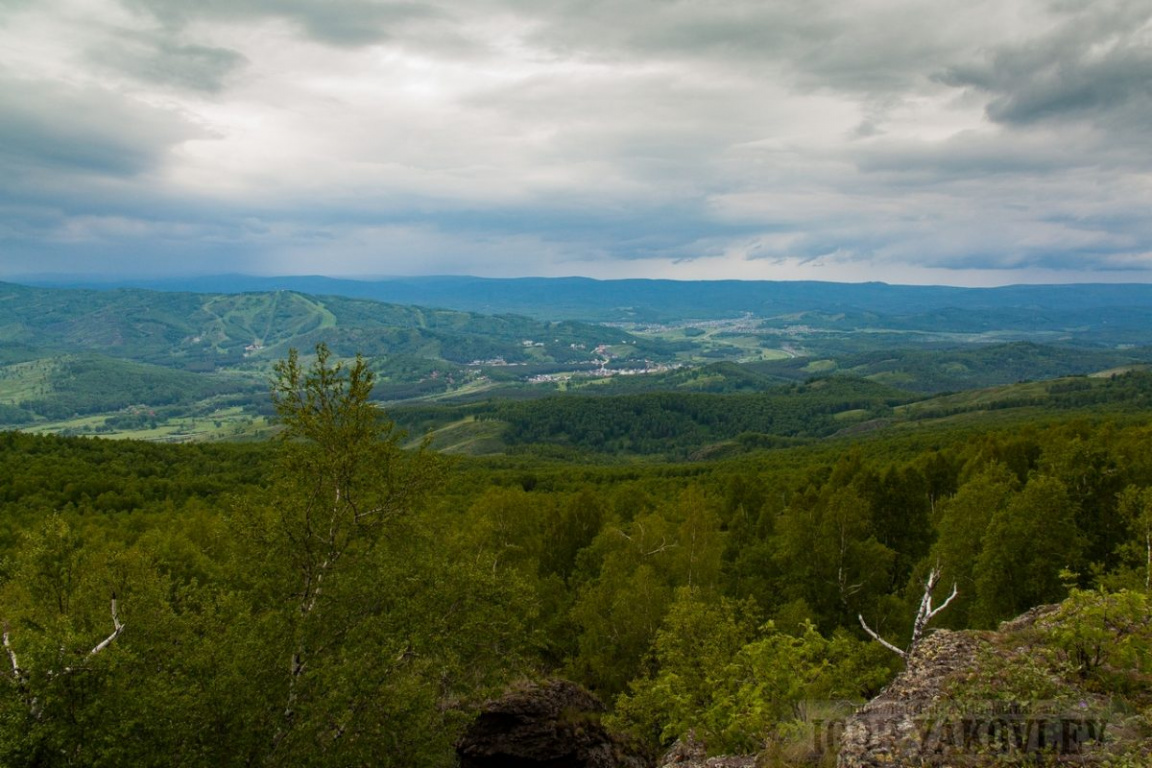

24,407,275,443
0,359,58,403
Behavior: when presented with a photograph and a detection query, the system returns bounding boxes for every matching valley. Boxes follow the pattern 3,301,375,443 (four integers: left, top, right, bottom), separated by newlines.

2,277,1152,767
4,279,1152,455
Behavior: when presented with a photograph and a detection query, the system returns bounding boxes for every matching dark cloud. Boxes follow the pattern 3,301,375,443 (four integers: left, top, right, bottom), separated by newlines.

472,0,989,99
91,34,248,92
0,76,202,178
853,131,1100,180
2,0,1152,281
937,0,1152,126
122,0,445,47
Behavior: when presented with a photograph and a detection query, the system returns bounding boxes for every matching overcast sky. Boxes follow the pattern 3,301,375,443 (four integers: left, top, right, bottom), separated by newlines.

1,0,1151,285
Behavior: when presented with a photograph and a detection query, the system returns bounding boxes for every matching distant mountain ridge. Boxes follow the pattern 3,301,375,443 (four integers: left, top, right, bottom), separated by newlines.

0,281,679,435
0,281,669,369
5,278,1152,445
23,274,1152,321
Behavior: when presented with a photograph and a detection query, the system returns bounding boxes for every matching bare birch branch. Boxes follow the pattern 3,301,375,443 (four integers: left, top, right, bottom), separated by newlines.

89,594,124,656
861,565,958,659
644,537,678,556
909,567,958,649
2,621,22,680
858,614,907,658
926,580,959,622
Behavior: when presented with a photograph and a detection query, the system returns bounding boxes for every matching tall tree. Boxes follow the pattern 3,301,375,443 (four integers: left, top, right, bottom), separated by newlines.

973,475,1083,625
859,465,933,590
774,486,894,630
261,345,440,754
1118,486,1152,591
233,344,531,767
929,463,1016,628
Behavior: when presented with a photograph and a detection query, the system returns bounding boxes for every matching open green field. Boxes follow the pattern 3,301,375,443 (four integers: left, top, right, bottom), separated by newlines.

0,358,56,403
23,406,276,442
404,415,507,455
4,282,1152,452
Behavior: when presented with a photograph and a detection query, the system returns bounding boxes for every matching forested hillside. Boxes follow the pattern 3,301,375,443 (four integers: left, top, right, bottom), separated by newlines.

6,282,1152,447
0,283,684,436
43,274,1152,332
1,346,1151,765
387,368,1152,459
0,282,670,369
743,341,1152,393
393,377,912,458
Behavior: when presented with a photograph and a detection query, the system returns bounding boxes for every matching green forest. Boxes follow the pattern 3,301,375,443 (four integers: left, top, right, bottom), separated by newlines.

7,281,1152,456
2,344,1152,765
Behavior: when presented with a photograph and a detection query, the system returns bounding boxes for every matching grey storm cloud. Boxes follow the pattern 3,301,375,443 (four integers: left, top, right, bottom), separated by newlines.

1,0,1152,282
91,33,248,93
0,76,202,178
122,0,446,47
938,0,1152,127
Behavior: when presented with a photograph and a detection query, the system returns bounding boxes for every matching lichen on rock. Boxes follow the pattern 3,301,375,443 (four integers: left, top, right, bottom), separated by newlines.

837,602,1151,767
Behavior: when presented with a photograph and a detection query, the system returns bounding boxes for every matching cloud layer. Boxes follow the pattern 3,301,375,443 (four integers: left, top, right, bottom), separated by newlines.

1,0,1151,284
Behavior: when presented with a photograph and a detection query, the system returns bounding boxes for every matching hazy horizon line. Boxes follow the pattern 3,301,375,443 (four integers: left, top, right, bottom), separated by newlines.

8,272,1152,291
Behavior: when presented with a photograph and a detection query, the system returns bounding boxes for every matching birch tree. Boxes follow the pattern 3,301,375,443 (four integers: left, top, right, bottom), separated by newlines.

859,566,958,659
973,475,1083,625
254,344,442,762
1119,486,1152,592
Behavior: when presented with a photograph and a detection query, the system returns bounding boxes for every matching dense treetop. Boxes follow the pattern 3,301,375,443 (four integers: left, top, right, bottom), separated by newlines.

1,341,1151,764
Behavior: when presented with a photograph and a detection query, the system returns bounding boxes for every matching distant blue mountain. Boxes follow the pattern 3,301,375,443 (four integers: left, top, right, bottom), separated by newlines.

18,274,1152,336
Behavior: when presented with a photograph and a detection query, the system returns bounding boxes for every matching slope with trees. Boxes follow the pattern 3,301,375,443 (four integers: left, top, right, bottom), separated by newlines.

1,347,1151,765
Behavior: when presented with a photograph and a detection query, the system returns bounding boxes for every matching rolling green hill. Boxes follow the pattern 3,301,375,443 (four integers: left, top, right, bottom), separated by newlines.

0,282,678,369
6,282,1152,451
0,354,262,422
388,369,1152,459
743,341,1152,393
0,282,686,433
522,342,1152,398
42,274,1152,331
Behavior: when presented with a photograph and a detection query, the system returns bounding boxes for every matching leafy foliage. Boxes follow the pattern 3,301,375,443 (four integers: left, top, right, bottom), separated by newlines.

1,341,1152,762
1041,588,1152,689
611,588,896,754
493,378,910,456
0,346,537,767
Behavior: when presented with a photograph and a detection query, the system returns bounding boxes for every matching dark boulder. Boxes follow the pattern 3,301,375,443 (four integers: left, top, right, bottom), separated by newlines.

456,679,648,768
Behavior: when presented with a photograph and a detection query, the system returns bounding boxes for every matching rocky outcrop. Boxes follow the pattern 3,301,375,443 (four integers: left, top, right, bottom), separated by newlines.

837,604,1145,767
456,679,648,768
657,733,756,768
836,629,988,767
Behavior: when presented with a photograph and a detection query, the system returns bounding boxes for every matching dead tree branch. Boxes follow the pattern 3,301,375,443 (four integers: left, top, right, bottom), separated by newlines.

88,594,125,656
910,567,958,646
2,621,23,681
858,615,907,658
859,565,958,659
4,595,122,718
